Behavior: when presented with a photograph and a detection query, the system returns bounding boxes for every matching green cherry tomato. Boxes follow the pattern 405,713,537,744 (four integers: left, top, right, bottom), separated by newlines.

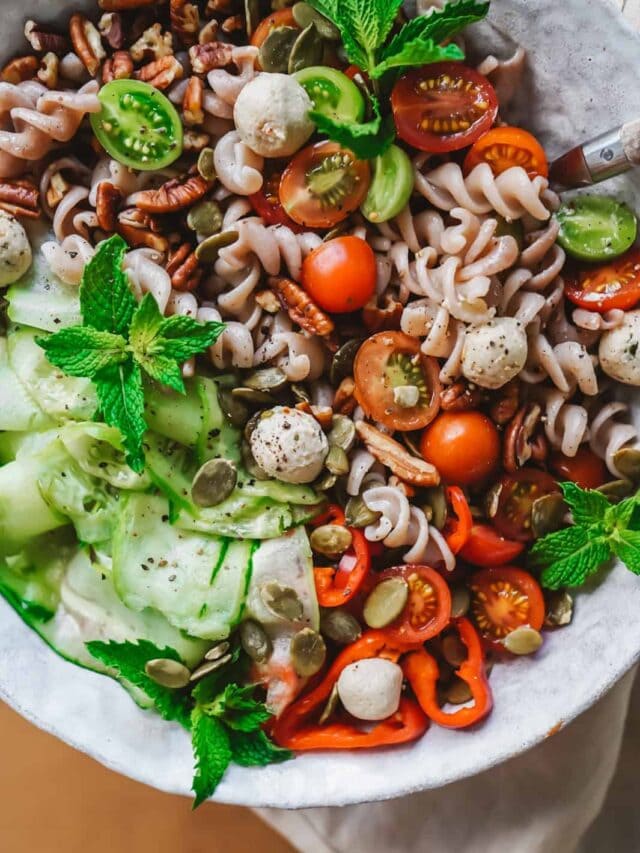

294,66,365,123
90,80,183,171
555,195,638,262
361,144,414,224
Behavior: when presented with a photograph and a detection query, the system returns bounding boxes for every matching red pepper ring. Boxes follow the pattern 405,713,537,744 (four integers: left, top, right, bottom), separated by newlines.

273,630,428,750
402,617,493,730
443,486,473,554
311,504,371,607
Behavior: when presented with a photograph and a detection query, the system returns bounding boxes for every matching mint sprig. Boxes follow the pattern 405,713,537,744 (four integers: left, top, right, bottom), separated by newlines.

530,482,640,589
37,235,225,473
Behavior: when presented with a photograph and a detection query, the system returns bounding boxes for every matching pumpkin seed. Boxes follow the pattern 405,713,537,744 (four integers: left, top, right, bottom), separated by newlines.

288,23,324,74
244,0,261,37
531,493,566,539
292,2,341,39
485,481,503,518
612,447,640,482
145,658,191,689
290,627,326,676
241,439,271,481
328,414,356,452
318,682,340,724
597,478,635,502
195,230,239,263
244,367,288,393
310,523,352,558
450,585,471,618
197,146,216,181
205,641,230,661
259,25,299,73
345,495,379,528
444,676,472,705
189,653,233,682
503,625,543,655
191,458,237,507
320,608,362,644
544,590,574,628
422,485,447,530
219,388,249,427
441,632,467,668
187,199,223,237
323,221,351,242
325,444,349,476
314,470,337,491
240,619,273,663
363,577,408,629
330,339,361,386
232,387,276,407
290,382,310,403
260,580,304,621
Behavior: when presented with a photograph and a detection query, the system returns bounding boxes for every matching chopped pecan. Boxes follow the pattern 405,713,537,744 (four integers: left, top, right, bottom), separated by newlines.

388,475,416,499
0,180,40,218
37,53,59,88
170,0,200,46
503,403,548,473
254,289,280,314
135,55,183,89
24,21,69,55
268,276,335,340
295,401,334,430
98,0,156,10
102,51,133,83
130,24,173,63
189,41,233,73
136,173,213,214
198,20,220,45
69,14,106,77
362,294,403,333
206,0,234,14
166,242,201,291
182,76,204,126
440,380,485,413
0,56,38,84
355,422,440,487
98,13,124,50
221,15,244,34
333,377,357,416
117,207,168,252
96,181,122,232
183,130,211,152
489,379,520,425
46,172,70,210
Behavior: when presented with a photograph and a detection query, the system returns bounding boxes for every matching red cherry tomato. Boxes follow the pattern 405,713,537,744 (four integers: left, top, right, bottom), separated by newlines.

463,126,548,178
459,524,525,567
248,169,304,232
420,411,501,485
492,469,560,542
391,62,498,153
301,236,376,314
564,248,640,313
549,447,608,490
374,565,451,646
468,566,545,647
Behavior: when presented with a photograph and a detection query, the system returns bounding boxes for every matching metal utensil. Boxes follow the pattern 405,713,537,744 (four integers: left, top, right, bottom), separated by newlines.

550,118,640,189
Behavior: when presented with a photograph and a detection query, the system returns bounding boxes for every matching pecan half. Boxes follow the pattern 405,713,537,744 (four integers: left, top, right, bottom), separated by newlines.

503,403,548,473
355,422,440,487
254,289,280,314
102,50,133,83
69,14,106,77
170,0,200,46
183,130,211,152
130,24,173,63
268,276,335,340
117,207,168,252
24,21,69,55
0,180,40,218
98,13,124,50
489,379,520,425
166,242,201,291
135,173,213,213
362,294,403,333
37,53,59,88
333,377,357,416
183,76,204,126
99,0,156,10
135,55,183,89
189,41,233,73
96,181,122,232
0,56,38,84
440,380,485,413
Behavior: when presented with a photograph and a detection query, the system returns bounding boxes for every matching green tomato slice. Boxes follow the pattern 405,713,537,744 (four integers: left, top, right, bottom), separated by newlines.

555,195,638,262
294,66,365,123
361,144,414,224
90,80,183,171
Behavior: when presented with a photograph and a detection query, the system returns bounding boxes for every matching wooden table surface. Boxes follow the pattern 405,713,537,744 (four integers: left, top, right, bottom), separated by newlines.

0,700,294,853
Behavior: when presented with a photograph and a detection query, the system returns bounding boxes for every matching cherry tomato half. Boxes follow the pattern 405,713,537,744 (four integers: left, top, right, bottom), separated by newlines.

391,63,498,153
376,565,451,645
463,126,548,178
280,141,371,229
248,169,303,231
549,447,608,490
353,332,441,431
459,524,525,567
564,248,640,313
250,8,298,48
301,236,376,313
90,80,183,171
492,469,560,542
420,411,501,486
468,566,545,646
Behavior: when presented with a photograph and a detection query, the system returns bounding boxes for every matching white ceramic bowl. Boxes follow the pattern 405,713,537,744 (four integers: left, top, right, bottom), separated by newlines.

2,0,640,808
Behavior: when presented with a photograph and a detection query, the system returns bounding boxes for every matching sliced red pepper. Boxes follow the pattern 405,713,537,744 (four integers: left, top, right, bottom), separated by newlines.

312,504,371,608
443,486,473,554
273,630,428,750
403,618,493,729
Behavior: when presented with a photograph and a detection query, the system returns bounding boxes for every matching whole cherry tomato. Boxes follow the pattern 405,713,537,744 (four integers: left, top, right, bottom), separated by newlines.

302,236,376,314
420,411,501,485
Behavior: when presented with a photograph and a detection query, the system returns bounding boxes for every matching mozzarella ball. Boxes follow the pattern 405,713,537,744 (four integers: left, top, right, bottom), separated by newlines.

337,659,403,722
0,211,31,287
234,74,315,158
250,406,328,484
599,311,640,386
461,317,528,389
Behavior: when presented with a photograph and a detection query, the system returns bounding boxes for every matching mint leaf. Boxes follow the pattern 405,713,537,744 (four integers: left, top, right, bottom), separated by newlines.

343,0,403,55
311,93,396,160
86,639,191,728
202,683,271,732
152,314,226,362
372,38,463,78
531,525,612,589
611,529,640,574
607,493,640,530
128,291,164,353
560,481,610,526
94,358,147,474
229,729,292,767
191,705,232,808
36,327,127,377
80,235,136,337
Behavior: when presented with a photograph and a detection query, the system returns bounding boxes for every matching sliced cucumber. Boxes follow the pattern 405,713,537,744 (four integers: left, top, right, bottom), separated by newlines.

197,376,241,464
112,492,253,640
145,431,197,517
0,338,53,432
61,422,150,491
144,378,205,448
6,247,82,332
176,497,295,540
